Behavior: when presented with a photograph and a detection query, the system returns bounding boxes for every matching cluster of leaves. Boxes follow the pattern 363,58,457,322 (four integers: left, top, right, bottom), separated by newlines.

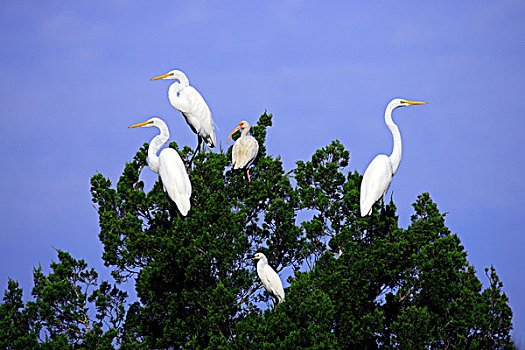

0,112,514,349
0,250,126,349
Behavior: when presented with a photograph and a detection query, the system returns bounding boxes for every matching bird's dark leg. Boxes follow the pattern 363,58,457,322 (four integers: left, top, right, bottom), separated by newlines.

160,189,169,230
163,190,168,212
189,136,202,167
271,295,279,309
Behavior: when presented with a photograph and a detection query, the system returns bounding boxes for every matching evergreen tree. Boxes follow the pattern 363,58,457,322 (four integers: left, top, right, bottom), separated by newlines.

0,250,126,349
0,112,514,348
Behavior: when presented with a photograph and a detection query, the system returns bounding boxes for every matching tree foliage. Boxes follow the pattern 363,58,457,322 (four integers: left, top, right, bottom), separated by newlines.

0,250,126,349
1,112,514,348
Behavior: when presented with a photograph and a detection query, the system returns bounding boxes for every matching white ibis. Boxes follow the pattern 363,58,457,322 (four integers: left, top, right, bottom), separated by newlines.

227,120,259,181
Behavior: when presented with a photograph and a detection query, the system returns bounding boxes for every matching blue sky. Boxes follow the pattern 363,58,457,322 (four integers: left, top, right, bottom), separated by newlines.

1,0,524,340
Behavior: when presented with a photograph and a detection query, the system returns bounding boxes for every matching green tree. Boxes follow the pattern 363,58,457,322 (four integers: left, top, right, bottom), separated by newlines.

1,112,514,348
0,250,126,349
0,279,39,349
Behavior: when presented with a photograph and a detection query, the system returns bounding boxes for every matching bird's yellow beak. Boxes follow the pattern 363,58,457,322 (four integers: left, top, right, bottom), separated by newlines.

253,254,258,259
150,72,174,81
404,100,427,105
227,123,243,144
128,121,152,128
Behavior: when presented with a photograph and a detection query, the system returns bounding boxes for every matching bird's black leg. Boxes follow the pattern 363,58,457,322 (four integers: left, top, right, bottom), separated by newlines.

189,136,202,167
163,190,168,214
272,295,279,309
160,189,169,231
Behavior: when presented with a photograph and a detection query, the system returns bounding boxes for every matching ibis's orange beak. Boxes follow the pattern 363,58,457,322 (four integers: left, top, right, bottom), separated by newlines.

128,120,152,128
150,72,174,81
227,123,243,144
405,100,427,105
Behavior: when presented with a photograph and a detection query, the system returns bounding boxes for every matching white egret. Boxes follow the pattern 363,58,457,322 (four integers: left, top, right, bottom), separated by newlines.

227,120,259,182
253,252,285,304
129,117,192,216
150,70,216,158
360,98,427,217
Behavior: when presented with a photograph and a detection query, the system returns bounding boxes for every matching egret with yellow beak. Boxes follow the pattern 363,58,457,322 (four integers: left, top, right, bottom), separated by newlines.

129,117,192,216
150,69,216,161
360,98,427,217
253,252,285,304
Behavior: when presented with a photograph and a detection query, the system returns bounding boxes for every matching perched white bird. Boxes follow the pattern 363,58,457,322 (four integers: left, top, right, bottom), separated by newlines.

254,252,285,304
227,120,259,182
129,117,192,216
360,98,427,217
150,69,216,155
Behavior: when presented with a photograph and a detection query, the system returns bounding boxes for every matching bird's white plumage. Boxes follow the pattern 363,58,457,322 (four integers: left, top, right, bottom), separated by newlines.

129,117,192,216
229,120,259,171
233,136,259,169
360,98,426,217
360,154,393,216
158,149,192,216
152,69,216,148
254,252,285,304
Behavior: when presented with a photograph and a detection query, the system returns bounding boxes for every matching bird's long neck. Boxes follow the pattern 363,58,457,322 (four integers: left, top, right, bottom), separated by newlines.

385,105,402,175
147,126,169,174
171,70,190,87
241,125,251,138
257,258,267,271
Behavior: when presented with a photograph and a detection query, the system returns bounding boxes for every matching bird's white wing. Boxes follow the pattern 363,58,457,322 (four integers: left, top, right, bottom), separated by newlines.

232,136,259,169
360,154,393,217
180,87,216,148
263,264,285,303
159,148,192,216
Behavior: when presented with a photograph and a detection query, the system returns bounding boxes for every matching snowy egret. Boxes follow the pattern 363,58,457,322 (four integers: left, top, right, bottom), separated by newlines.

253,252,285,304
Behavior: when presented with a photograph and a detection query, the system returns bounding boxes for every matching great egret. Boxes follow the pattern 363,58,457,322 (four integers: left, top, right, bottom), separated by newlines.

150,69,216,157
227,120,259,182
129,117,192,216
253,252,285,304
360,98,427,217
